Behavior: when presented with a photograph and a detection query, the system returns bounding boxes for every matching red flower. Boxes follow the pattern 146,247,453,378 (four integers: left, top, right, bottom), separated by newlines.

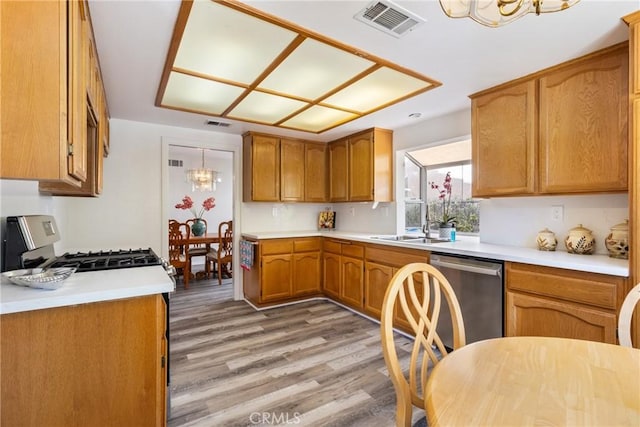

174,195,194,210
175,195,216,219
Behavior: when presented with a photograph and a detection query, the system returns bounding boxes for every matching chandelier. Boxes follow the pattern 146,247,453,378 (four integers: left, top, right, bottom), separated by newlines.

185,149,222,192
439,0,581,27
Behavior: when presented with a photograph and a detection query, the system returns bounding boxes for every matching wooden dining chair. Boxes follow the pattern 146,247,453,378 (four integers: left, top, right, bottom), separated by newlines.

207,220,232,286
380,262,466,427
186,218,210,278
169,221,191,289
619,282,640,348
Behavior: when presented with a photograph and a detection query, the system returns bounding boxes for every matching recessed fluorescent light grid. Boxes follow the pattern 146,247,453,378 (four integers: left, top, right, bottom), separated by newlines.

156,0,441,133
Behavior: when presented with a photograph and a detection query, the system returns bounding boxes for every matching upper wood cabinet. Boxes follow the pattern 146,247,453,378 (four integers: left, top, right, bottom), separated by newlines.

243,132,328,202
329,128,393,202
1,0,87,185
305,142,328,202
2,0,109,196
329,139,349,202
38,2,108,197
243,133,281,202
472,80,537,197
471,43,628,197
280,139,305,202
539,45,628,193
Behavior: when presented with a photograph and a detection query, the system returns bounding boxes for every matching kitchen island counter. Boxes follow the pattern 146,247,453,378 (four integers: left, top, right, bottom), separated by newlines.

0,265,174,315
242,231,628,277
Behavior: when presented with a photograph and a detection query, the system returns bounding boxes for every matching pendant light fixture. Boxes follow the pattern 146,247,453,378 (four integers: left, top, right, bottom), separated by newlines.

439,0,581,27
185,149,221,192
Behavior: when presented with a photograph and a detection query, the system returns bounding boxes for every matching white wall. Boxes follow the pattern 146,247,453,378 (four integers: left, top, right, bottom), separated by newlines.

479,194,628,255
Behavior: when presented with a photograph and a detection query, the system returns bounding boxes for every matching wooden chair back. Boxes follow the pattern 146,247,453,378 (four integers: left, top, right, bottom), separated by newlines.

169,221,191,288
215,220,233,285
619,282,640,348
380,262,466,427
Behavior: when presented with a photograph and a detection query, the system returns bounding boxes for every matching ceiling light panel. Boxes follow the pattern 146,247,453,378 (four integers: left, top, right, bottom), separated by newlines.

281,105,360,133
258,38,375,100
173,0,297,84
163,72,245,114
228,91,307,124
157,0,441,134
323,67,432,113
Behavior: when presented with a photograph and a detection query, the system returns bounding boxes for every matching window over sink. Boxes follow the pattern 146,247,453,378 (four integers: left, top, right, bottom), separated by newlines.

404,139,479,234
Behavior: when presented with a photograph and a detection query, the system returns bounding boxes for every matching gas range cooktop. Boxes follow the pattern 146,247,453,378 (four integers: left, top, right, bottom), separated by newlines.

46,248,162,272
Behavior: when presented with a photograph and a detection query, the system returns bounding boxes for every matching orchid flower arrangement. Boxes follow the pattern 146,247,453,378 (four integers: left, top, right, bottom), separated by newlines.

429,172,456,226
175,195,216,219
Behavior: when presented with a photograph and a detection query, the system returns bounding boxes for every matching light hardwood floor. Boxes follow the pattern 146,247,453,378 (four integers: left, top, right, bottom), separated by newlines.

168,278,425,427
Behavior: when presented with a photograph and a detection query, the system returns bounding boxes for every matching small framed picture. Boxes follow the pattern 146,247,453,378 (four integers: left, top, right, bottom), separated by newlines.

318,211,336,229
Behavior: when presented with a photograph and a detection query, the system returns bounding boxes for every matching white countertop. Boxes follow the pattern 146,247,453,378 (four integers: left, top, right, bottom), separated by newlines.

0,266,175,315
242,230,629,277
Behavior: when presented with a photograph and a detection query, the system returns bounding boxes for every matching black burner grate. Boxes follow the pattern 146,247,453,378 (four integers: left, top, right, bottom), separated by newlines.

47,248,162,272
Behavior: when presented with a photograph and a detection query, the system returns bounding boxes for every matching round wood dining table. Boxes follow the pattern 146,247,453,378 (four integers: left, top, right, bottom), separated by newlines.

425,336,640,426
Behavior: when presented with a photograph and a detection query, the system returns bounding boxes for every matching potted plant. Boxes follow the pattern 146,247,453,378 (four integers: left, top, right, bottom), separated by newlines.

429,172,456,240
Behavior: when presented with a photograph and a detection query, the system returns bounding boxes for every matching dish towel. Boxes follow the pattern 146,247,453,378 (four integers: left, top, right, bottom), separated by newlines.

240,240,254,271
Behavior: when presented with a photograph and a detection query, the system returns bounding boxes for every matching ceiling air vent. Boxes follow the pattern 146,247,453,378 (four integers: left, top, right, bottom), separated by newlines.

206,120,231,127
354,0,425,38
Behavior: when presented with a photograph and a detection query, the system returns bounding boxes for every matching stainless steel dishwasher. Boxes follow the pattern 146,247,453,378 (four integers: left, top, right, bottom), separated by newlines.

429,252,504,349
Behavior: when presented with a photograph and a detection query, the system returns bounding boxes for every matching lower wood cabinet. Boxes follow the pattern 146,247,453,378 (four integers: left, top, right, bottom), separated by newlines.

243,237,322,306
292,239,321,295
507,291,617,343
364,245,429,322
0,294,167,426
322,239,365,310
505,262,626,344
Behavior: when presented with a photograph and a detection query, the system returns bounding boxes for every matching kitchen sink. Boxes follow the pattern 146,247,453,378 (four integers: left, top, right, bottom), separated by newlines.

369,235,449,244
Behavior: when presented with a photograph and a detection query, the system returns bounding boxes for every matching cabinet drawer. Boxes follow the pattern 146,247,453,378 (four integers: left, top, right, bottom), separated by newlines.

366,245,427,266
341,243,364,258
261,239,293,255
506,262,624,310
323,240,342,254
294,238,321,253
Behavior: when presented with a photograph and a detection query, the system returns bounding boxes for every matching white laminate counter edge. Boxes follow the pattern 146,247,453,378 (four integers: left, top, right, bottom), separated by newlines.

0,266,175,315
241,231,629,277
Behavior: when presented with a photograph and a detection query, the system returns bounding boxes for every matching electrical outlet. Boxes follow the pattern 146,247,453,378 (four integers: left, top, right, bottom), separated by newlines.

349,207,355,217
272,207,278,217
551,205,563,221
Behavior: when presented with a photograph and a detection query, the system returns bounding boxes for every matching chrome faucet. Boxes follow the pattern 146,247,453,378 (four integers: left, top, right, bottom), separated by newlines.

423,203,429,238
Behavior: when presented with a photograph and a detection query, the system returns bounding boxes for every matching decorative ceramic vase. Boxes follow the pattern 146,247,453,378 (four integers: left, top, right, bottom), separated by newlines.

191,219,206,237
605,220,629,259
564,224,595,255
438,225,453,241
536,228,557,251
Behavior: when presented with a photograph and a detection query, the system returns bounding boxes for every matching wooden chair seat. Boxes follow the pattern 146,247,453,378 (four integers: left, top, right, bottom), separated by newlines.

380,262,466,427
